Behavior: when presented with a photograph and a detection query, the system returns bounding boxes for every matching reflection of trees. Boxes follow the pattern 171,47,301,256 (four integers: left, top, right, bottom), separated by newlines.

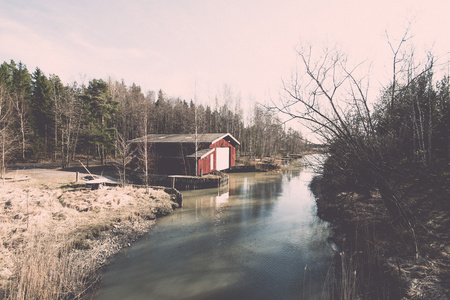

133,169,332,300
229,173,284,219
281,169,302,182
182,172,299,252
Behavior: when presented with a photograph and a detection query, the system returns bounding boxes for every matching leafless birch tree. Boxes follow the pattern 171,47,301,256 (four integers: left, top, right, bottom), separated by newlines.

0,84,14,180
12,92,28,160
115,132,132,187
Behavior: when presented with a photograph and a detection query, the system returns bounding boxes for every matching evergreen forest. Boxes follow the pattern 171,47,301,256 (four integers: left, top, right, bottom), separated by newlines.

0,59,307,174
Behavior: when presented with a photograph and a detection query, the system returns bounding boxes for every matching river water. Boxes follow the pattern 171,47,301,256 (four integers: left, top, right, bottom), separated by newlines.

95,159,332,300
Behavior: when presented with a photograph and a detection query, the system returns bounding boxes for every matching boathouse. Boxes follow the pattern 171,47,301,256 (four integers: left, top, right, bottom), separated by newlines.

128,133,240,176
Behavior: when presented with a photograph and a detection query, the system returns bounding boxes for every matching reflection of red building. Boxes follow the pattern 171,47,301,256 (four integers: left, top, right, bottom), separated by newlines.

128,133,240,176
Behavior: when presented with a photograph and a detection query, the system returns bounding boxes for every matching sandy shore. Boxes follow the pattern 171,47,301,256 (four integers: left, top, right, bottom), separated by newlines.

0,169,179,299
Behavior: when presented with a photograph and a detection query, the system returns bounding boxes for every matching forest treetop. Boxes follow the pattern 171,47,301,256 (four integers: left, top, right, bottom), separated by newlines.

0,59,307,171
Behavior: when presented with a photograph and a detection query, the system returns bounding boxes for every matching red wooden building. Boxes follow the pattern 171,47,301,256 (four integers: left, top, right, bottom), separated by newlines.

128,133,240,176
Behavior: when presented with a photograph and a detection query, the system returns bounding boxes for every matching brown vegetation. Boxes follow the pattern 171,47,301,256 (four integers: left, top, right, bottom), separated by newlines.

311,174,450,299
273,26,450,298
0,169,178,299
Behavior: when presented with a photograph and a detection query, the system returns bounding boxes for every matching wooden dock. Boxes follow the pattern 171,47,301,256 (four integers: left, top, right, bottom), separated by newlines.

82,175,120,189
129,172,229,191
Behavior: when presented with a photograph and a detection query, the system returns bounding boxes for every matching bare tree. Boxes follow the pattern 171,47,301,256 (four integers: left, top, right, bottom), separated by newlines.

50,76,61,162
275,37,443,261
144,114,149,192
276,43,419,228
135,97,152,192
277,44,372,143
385,23,413,114
60,83,83,168
12,92,28,160
0,84,14,181
116,132,132,187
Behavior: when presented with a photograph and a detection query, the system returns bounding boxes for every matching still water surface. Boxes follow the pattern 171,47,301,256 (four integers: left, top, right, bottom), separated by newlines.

96,160,332,300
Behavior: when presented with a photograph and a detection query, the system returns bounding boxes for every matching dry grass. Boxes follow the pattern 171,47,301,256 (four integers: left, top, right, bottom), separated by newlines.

323,252,358,300
314,179,450,299
0,169,178,299
6,231,100,299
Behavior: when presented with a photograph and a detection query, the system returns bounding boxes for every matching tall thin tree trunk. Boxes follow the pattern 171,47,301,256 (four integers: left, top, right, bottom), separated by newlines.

122,147,126,187
12,95,27,160
144,115,149,193
1,132,5,182
195,104,198,176
114,131,117,160
447,76,450,163
54,97,58,162
20,114,25,160
427,75,433,164
61,128,65,168
416,98,426,163
66,118,71,168
101,144,105,165
44,124,47,159
86,135,90,168
412,104,418,161
71,112,82,162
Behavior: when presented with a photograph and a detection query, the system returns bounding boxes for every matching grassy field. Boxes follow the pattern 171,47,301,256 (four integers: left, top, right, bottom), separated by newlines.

0,168,178,299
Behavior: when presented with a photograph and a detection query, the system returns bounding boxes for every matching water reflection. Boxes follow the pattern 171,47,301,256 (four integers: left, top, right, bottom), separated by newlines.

96,160,332,300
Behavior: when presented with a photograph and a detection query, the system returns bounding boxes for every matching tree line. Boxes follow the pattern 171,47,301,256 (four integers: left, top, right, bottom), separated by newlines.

0,59,307,174
278,36,450,259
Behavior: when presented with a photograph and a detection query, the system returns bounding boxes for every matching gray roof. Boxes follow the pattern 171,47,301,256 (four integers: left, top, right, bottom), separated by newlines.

128,133,240,146
186,148,215,159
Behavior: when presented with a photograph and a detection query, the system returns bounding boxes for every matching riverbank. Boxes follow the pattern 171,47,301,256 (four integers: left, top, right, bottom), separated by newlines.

310,174,450,299
0,169,179,299
95,157,333,299
233,153,309,173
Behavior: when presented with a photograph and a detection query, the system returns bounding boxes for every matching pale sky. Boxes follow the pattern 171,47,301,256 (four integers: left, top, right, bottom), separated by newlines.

1,0,449,111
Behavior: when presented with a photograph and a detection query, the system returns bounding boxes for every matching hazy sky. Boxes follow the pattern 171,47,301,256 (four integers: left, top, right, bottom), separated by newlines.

1,0,449,109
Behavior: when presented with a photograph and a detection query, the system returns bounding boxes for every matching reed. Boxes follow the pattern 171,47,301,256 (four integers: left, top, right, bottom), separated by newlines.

322,250,358,300
5,231,100,300
0,173,177,299
322,221,405,300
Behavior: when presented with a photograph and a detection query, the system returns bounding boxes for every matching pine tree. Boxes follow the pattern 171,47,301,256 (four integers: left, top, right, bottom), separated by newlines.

81,79,118,165
31,67,53,158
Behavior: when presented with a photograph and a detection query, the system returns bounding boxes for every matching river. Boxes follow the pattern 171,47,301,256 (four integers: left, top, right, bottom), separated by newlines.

95,159,332,300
